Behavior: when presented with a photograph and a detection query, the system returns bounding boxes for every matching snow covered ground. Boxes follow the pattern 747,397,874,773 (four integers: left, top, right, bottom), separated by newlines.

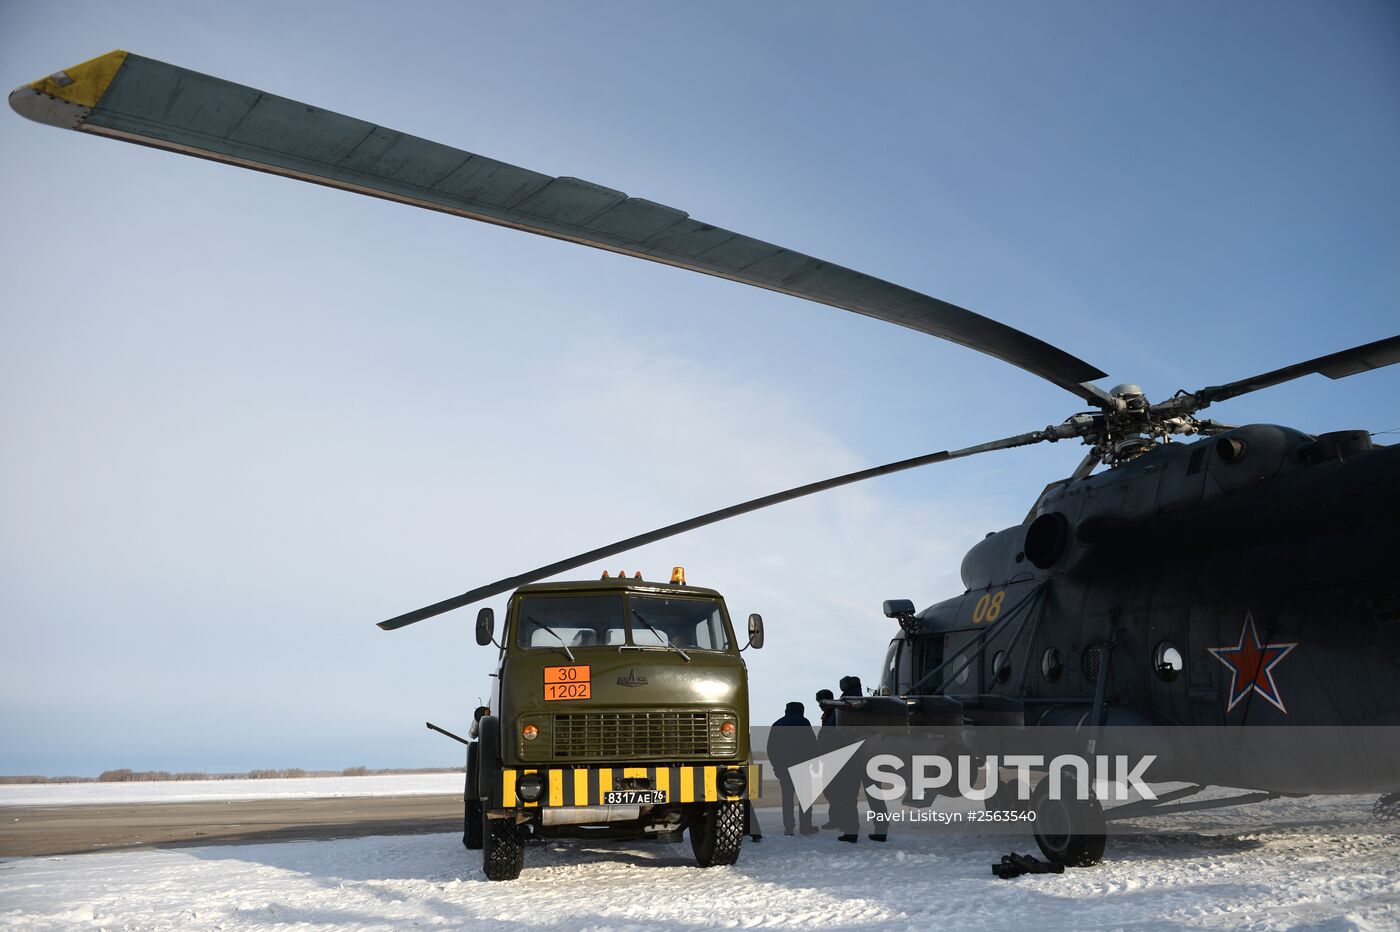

3,804,1399,930
0,773,463,807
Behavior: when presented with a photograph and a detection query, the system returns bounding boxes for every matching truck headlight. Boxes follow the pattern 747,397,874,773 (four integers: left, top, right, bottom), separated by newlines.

710,712,739,755
518,772,544,803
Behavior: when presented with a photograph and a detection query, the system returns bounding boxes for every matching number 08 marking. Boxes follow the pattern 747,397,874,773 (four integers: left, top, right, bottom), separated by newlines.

973,590,1006,624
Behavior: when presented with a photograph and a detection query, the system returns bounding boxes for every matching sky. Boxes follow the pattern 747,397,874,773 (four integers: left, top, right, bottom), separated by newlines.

1,1,1397,775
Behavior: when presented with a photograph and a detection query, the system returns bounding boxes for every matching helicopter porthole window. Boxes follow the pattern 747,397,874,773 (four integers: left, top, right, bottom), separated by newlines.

1154,642,1185,682
955,663,970,687
1041,647,1063,683
991,651,1011,684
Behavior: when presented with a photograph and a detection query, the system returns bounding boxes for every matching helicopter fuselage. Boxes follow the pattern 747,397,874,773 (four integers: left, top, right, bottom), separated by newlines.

880,424,1400,793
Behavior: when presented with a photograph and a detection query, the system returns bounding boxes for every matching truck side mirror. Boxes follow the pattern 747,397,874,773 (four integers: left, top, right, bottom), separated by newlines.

746,613,764,650
476,607,495,647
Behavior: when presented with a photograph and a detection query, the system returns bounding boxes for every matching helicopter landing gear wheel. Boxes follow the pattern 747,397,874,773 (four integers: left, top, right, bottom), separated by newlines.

1031,771,1106,867
986,775,1032,815
689,801,744,867
482,816,525,881
1373,793,1400,822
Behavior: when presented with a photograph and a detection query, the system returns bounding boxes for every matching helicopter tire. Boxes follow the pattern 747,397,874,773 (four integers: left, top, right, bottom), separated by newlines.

986,775,1032,815
689,801,744,867
1030,771,1106,867
482,816,525,881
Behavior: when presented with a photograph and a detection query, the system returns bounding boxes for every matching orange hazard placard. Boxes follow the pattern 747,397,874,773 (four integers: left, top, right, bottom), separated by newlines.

545,681,592,701
544,665,590,685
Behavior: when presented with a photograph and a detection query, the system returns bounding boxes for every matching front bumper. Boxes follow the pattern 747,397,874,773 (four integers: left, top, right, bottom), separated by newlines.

496,762,760,808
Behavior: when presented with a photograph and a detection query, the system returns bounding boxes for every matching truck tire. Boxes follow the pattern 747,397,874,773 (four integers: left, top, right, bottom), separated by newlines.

464,797,484,851
483,816,525,881
465,741,480,800
1030,771,1106,867
476,717,501,791
689,801,744,867
463,743,483,850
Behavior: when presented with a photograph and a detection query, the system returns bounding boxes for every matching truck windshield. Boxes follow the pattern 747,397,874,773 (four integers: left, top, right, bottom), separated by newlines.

628,596,731,651
515,595,626,649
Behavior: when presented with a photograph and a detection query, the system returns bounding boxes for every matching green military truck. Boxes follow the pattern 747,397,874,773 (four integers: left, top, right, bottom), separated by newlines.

462,568,764,880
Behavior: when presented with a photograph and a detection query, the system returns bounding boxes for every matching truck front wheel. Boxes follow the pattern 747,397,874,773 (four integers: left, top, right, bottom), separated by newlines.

482,816,525,881
689,801,744,867
463,744,483,850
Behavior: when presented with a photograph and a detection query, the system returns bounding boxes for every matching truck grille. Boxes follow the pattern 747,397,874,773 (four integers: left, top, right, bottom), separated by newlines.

552,711,711,760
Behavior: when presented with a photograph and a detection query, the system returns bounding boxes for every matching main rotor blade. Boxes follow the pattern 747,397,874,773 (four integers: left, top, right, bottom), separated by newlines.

1163,334,1400,414
377,423,1082,630
11,51,1107,404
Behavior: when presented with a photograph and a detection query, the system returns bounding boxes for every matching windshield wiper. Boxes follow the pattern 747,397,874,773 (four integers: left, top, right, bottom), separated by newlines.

526,616,576,663
630,609,691,662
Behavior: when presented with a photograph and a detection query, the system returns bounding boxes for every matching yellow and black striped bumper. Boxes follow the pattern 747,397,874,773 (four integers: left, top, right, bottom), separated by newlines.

498,763,761,808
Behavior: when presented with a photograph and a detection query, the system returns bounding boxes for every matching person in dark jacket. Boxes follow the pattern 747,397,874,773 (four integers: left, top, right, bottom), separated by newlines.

827,675,891,843
827,677,864,841
814,688,838,828
816,688,836,728
769,701,818,835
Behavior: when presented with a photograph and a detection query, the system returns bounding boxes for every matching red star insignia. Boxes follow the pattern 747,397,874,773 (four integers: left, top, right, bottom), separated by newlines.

1207,612,1298,714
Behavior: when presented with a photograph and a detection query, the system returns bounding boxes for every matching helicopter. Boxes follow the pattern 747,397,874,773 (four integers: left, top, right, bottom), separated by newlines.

12,50,1400,865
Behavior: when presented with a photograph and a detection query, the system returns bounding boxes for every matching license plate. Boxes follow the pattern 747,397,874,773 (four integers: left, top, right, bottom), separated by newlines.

604,790,667,805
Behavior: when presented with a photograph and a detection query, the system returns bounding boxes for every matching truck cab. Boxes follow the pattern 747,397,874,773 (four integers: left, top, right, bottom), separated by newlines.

465,569,763,880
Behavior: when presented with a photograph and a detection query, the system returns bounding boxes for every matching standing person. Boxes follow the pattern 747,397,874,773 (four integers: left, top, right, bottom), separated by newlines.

830,676,865,842
814,688,838,829
768,701,818,835
816,689,836,728
827,675,892,843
